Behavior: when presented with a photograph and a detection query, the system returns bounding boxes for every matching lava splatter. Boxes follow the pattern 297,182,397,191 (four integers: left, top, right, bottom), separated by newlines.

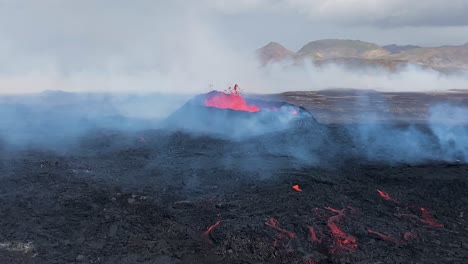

377,189,397,203
396,208,444,228
203,221,221,236
420,208,444,228
367,229,400,244
325,207,344,216
265,218,296,238
307,225,320,243
292,184,302,192
325,207,358,253
347,206,360,215
403,231,418,241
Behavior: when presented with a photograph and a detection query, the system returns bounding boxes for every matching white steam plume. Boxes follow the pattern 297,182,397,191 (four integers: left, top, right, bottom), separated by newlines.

0,1,467,94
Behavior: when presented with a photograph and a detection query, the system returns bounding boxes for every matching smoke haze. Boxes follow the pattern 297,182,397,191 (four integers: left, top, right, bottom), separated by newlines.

0,1,467,95
0,1,467,167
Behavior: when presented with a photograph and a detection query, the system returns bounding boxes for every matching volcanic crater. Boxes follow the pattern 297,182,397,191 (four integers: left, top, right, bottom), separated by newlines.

165,86,317,138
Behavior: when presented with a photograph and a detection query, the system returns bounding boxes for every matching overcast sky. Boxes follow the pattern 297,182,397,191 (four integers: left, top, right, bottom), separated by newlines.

0,0,467,93
208,0,468,50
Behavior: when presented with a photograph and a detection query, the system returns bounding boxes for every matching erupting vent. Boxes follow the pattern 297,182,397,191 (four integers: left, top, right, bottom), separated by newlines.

203,84,300,115
164,84,319,136
205,84,260,112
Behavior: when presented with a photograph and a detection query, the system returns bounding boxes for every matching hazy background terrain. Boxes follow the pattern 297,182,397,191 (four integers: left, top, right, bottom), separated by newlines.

0,0,467,161
0,0,467,95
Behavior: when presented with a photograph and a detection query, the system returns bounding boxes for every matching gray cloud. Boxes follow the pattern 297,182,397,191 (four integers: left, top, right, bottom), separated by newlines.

206,0,468,27
0,0,467,94
0,0,252,93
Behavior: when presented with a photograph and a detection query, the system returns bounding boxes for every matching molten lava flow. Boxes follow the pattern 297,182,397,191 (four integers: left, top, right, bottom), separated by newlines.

397,208,444,228
396,213,422,223
377,189,397,203
420,208,444,228
325,207,358,253
347,206,360,215
292,184,302,192
265,218,296,238
367,229,400,244
403,231,417,241
203,221,221,236
205,84,260,112
325,207,344,215
312,207,326,218
272,239,279,248
327,222,358,252
307,225,320,243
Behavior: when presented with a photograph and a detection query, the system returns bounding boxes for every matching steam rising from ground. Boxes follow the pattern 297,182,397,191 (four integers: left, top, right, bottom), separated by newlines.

1,1,468,166
2,51,468,95
348,104,468,163
0,90,468,167
429,105,468,161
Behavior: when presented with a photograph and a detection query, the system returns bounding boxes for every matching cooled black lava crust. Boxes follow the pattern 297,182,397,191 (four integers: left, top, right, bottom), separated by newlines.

0,124,467,264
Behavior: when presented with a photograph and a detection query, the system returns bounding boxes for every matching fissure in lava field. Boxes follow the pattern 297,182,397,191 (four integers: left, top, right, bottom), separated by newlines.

0,88,467,264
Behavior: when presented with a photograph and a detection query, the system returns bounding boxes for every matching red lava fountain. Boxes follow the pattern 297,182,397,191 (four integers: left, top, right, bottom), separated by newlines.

205,84,260,112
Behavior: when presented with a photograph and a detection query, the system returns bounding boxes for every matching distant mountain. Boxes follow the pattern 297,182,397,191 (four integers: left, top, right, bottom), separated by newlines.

257,42,295,64
382,44,421,54
296,39,390,59
257,39,468,73
383,43,468,69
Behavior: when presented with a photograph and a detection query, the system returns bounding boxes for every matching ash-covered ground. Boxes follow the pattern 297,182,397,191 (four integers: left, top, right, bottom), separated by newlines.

1,90,468,264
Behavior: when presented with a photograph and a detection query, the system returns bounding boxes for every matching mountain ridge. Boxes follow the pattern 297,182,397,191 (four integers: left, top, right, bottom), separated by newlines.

257,39,468,72
256,42,295,64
